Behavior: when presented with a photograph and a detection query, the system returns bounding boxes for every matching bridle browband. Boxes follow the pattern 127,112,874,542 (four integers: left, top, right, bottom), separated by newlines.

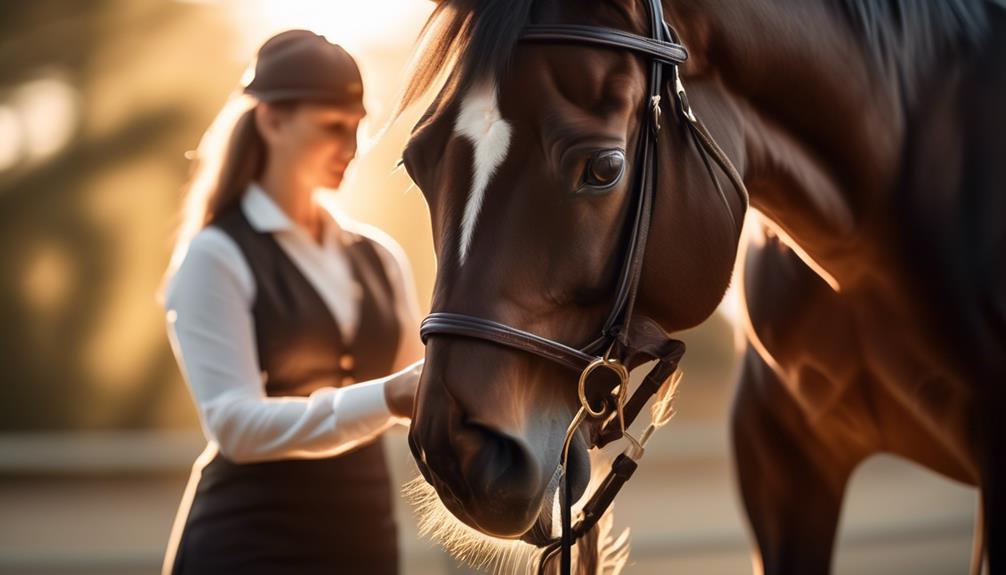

419,1,748,573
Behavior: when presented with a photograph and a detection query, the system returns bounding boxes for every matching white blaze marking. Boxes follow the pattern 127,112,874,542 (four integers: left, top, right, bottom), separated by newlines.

454,83,512,264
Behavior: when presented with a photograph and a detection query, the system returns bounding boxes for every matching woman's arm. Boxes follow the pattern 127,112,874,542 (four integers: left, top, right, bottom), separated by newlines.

359,229,426,421
165,228,415,464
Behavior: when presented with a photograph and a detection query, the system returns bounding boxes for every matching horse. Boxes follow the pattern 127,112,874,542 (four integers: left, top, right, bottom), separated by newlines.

398,0,1006,572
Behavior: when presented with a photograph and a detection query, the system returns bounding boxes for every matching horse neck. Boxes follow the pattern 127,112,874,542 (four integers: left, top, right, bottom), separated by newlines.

665,0,906,285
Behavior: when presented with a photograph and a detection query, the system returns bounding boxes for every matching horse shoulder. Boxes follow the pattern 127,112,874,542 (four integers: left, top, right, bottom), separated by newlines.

740,220,865,422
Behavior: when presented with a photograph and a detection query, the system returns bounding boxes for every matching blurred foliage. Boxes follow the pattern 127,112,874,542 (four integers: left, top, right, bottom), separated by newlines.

0,1,240,430
0,0,738,433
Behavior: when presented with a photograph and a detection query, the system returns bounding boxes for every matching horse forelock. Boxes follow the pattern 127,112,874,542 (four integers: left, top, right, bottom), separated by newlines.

398,0,536,117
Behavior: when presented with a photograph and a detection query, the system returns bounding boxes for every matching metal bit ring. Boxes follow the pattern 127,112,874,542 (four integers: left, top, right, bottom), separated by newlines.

577,357,630,418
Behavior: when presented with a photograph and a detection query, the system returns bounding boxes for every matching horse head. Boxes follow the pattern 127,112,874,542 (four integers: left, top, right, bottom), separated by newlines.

401,0,747,553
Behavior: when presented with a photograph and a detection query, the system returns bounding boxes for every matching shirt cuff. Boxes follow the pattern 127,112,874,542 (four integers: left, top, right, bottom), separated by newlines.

331,379,397,438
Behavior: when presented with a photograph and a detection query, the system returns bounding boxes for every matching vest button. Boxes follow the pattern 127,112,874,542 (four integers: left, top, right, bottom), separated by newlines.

341,376,355,387
339,353,354,371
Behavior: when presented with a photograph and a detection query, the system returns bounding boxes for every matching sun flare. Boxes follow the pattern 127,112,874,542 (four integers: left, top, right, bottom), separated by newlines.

225,0,435,55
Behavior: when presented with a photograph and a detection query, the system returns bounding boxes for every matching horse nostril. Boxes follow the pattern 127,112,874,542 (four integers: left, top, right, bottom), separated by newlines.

454,422,540,503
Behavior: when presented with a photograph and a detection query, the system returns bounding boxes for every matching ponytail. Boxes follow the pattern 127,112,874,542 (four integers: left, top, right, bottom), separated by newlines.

161,95,265,295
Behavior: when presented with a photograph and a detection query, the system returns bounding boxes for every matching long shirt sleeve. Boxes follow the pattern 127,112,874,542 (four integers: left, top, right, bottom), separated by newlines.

165,227,397,464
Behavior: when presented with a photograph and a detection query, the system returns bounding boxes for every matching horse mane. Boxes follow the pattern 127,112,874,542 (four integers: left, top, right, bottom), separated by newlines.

838,0,1001,102
400,0,1003,109
398,0,535,114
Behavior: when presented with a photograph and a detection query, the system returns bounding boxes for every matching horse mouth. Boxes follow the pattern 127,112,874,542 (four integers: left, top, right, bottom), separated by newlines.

406,461,564,547
403,450,619,574
402,471,559,574
445,470,561,544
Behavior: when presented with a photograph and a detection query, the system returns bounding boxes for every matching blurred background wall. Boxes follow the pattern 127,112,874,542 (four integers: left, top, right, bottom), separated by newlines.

0,2,979,574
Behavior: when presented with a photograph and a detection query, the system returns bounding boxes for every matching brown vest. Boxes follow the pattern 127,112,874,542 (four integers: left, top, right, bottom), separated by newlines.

171,208,402,575
218,207,402,396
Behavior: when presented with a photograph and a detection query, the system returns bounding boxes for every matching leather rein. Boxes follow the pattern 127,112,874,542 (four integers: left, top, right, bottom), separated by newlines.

419,1,748,573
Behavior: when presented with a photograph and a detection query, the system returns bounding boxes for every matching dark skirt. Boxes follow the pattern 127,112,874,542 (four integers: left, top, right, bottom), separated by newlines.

166,440,398,575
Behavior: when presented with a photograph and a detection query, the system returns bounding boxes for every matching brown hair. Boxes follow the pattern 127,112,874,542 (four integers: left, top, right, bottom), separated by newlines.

196,105,263,226
162,96,296,292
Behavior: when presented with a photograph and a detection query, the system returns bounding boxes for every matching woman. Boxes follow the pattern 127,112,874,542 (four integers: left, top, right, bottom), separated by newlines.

161,30,424,574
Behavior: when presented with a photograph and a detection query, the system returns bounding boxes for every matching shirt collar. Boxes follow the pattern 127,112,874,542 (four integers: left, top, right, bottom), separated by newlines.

242,182,296,233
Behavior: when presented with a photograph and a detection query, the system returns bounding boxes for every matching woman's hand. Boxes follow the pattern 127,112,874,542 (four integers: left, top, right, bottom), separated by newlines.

384,359,424,419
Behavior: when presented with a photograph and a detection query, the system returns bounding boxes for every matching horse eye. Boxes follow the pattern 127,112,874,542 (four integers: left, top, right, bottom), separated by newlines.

580,149,625,191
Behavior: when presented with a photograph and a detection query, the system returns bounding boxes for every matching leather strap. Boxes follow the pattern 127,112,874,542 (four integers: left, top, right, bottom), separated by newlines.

420,313,595,372
522,24,688,65
421,313,685,438
685,111,750,220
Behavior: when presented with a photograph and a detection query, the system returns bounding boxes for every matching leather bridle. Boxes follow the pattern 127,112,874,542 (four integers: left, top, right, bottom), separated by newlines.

418,0,748,573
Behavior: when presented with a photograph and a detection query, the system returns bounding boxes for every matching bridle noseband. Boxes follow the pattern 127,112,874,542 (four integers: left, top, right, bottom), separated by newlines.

419,0,748,573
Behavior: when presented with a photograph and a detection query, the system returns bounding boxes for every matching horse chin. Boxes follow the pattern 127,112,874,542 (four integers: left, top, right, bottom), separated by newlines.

403,474,552,573
520,510,557,547
403,450,621,573
403,464,561,546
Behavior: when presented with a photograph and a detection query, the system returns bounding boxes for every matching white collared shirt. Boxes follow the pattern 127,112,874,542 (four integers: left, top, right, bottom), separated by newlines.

164,184,422,463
